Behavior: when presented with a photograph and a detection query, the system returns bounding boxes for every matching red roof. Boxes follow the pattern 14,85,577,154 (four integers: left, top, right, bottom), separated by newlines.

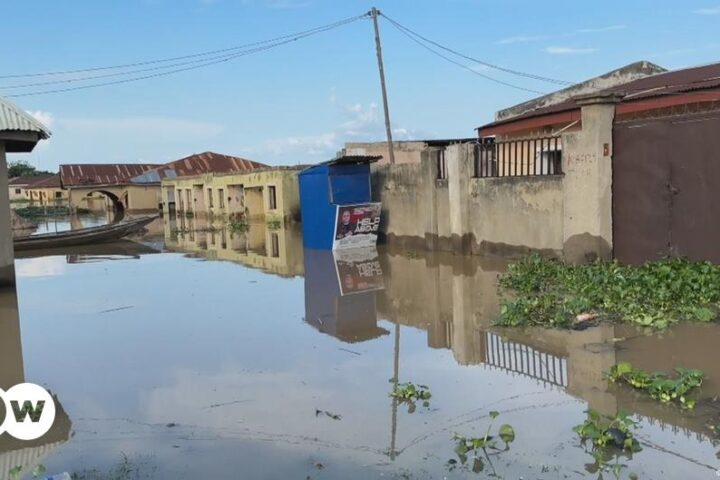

156,151,268,179
60,164,161,187
29,174,61,188
479,62,720,135
8,174,54,186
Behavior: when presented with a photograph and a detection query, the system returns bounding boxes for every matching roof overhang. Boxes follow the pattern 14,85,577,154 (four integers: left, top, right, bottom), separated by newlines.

0,131,44,153
478,109,581,137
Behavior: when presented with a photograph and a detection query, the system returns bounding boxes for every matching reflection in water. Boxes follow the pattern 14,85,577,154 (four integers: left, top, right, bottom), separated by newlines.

0,289,72,479
303,248,388,343
11,218,720,478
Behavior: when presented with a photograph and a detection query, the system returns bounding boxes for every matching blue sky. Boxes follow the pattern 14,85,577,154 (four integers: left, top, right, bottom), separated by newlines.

3,0,719,171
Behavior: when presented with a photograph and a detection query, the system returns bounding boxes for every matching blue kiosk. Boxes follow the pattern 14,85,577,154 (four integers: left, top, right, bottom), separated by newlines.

298,155,382,250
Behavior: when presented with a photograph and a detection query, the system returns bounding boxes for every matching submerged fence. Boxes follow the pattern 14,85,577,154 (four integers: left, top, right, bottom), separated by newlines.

474,137,563,178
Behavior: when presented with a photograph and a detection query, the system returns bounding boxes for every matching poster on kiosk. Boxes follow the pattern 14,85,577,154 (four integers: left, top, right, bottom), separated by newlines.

332,203,382,250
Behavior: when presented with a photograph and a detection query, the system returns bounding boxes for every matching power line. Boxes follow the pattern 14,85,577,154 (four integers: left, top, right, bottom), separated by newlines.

380,13,574,87
382,15,545,95
3,14,367,97
0,13,368,80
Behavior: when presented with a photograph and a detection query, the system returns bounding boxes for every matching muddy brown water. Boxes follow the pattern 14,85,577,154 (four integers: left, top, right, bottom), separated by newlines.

1,216,718,479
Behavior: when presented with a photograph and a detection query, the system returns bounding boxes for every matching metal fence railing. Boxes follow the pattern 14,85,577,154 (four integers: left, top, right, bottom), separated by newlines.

475,136,563,178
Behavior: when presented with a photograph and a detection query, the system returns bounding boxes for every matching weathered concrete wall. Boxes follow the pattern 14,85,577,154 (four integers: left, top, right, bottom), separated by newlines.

345,141,427,166
561,97,616,262
125,185,161,212
373,143,564,257
468,176,564,256
0,143,15,286
163,168,301,222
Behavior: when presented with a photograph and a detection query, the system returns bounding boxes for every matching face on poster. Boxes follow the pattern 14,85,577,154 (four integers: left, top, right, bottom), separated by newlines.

333,203,382,250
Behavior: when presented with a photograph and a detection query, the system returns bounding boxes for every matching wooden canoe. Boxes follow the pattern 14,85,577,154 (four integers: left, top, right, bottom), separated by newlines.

13,215,158,251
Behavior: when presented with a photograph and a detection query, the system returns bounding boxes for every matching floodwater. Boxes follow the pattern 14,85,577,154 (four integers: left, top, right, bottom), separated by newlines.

3,215,719,479
14,212,115,236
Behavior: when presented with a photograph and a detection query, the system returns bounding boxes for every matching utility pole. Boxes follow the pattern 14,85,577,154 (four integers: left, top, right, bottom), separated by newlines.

370,7,396,165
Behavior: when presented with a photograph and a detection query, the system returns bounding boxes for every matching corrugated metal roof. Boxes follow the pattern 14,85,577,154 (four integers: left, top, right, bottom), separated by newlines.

29,174,61,188
59,163,161,187
479,61,720,132
0,96,51,138
131,151,269,184
8,174,54,186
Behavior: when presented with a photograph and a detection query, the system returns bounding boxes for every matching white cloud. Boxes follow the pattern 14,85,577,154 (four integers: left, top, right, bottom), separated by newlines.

693,5,720,14
495,35,550,45
252,132,337,157
28,110,54,129
544,46,597,55
576,24,626,33
244,93,418,160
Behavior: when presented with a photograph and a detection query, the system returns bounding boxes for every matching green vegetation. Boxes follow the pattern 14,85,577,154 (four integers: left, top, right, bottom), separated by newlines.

448,411,515,475
574,410,641,480
607,362,704,410
497,253,720,329
266,217,282,230
574,409,641,452
7,160,54,178
15,206,72,218
9,464,45,480
227,219,249,233
390,382,431,413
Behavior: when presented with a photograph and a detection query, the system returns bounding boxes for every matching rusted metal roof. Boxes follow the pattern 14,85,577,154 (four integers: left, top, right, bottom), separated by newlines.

8,174,54,186
29,174,62,188
0,96,51,138
131,151,269,184
479,61,720,135
59,164,161,187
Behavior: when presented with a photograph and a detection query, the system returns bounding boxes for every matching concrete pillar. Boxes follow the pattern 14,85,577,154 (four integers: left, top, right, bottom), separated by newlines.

562,94,621,263
447,144,472,254
422,150,439,251
0,142,16,287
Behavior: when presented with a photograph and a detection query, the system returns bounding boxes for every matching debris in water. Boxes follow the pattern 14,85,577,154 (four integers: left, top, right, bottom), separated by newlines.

315,409,342,420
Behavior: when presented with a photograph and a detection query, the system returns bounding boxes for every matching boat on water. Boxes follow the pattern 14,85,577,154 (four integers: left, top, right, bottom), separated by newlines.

13,216,158,251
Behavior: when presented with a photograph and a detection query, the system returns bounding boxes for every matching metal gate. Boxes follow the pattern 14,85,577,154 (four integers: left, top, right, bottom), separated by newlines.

613,113,720,264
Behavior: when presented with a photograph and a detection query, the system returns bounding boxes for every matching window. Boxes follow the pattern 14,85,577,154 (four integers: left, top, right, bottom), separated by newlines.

436,150,448,180
177,190,183,209
55,191,62,198
270,233,280,258
14,188,21,194
218,188,225,208
535,149,562,175
268,186,277,210
186,189,192,208
208,188,214,208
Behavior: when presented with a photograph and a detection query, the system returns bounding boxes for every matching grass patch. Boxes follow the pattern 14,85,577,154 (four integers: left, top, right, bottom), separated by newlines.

497,253,720,329
608,362,704,410
14,205,84,217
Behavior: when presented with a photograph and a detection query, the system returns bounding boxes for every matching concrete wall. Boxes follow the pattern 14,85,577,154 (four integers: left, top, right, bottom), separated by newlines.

0,143,15,286
163,168,301,223
467,176,564,256
345,141,428,166
561,97,617,262
372,143,565,257
371,98,616,262
68,185,160,213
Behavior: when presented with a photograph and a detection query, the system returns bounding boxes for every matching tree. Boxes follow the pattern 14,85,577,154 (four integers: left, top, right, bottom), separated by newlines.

7,160,53,178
